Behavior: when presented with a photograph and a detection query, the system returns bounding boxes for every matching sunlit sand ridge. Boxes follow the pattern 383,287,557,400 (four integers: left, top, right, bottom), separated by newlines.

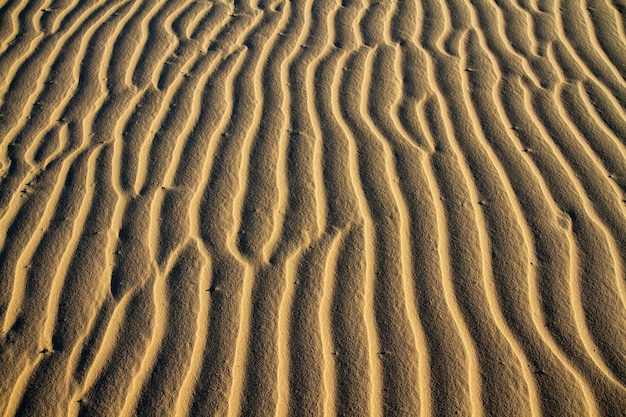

0,0,625,415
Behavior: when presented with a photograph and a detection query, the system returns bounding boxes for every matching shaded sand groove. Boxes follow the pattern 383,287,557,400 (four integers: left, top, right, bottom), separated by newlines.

0,0,625,416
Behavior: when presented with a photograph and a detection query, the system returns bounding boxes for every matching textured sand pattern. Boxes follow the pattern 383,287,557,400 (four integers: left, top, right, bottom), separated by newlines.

0,0,625,415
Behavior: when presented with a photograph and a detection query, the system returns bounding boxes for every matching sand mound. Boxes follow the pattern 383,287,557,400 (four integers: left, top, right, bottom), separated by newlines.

1,0,625,415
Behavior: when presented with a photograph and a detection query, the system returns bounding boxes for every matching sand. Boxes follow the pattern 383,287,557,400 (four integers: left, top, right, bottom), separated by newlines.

0,0,625,415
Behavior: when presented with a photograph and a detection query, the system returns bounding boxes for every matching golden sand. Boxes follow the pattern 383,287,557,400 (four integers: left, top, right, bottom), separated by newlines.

0,0,625,415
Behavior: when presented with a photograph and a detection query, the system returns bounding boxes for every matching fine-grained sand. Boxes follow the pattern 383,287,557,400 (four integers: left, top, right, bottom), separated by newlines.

0,0,625,415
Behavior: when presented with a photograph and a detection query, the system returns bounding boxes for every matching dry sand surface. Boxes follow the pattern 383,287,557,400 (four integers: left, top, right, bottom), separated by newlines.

0,0,625,415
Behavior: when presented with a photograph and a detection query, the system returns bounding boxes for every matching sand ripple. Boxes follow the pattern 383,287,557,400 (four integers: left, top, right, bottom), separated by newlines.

0,0,625,415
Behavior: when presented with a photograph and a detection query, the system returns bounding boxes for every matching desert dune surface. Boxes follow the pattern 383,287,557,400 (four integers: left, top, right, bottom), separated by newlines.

0,0,625,415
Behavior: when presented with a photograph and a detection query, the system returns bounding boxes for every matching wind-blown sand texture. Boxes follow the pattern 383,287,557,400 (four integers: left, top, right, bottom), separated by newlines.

0,0,625,415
